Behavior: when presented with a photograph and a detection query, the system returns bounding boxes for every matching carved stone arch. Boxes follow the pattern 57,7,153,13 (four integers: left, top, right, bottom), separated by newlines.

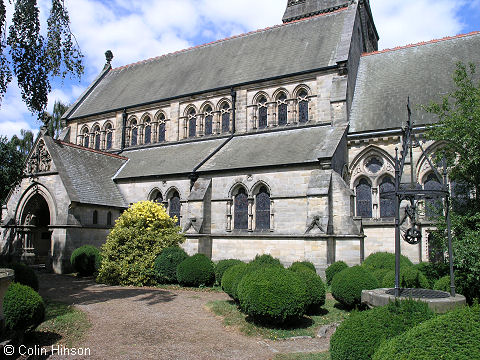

252,91,270,104
273,87,290,100
148,187,164,202
91,122,101,132
80,124,90,133
349,145,395,188
228,182,248,198
293,84,312,98
102,120,114,131
200,101,214,114
416,141,447,184
154,110,167,122
128,115,138,126
184,104,198,117
140,112,152,124
217,98,231,112
15,182,58,226
250,180,272,197
165,186,182,201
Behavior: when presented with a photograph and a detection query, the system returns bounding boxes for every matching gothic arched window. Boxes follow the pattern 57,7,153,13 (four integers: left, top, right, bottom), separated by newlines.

93,210,98,225
131,119,138,146
255,186,270,230
151,190,163,203
366,157,383,174
221,103,230,133
169,191,181,225
105,123,113,150
234,187,248,230
258,96,268,129
424,173,443,218
144,117,151,144
158,113,166,142
277,93,288,126
107,211,112,226
81,127,90,148
188,109,197,138
204,106,213,136
93,125,101,150
380,176,395,218
298,90,309,123
356,178,372,218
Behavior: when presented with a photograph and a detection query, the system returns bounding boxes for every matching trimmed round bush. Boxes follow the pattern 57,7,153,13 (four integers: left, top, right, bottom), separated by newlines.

221,262,249,300
434,275,451,292
382,267,429,289
330,299,434,360
154,247,189,284
413,262,449,288
373,305,480,360
289,263,315,274
3,283,45,332
9,263,39,291
326,261,348,285
215,259,243,285
362,252,413,271
237,267,309,325
331,266,379,308
293,269,326,313
70,245,101,276
371,268,390,284
289,261,316,273
176,254,215,287
249,254,282,268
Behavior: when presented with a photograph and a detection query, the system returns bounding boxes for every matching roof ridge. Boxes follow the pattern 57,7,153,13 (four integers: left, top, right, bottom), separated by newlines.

111,7,348,72
53,140,129,160
362,31,480,57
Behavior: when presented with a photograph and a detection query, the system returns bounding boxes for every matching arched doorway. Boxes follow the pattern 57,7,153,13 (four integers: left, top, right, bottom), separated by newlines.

20,193,52,265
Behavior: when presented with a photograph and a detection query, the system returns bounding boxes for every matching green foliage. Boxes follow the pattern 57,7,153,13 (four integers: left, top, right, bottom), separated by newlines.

3,283,45,332
70,245,101,276
371,268,390,284
362,252,413,271
381,267,430,289
292,269,326,313
0,136,25,204
176,253,215,287
433,275,451,292
289,261,316,273
373,305,480,360
221,262,249,300
153,246,189,284
412,262,449,288
237,267,309,325
289,263,316,274
249,254,283,268
331,266,379,308
9,129,34,156
330,300,434,360
214,259,243,286
45,100,69,138
9,263,39,291
96,201,184,286
1,0,83,116
325,261,349,285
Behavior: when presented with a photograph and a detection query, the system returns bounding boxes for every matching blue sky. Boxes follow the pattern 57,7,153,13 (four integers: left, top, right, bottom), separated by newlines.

0,0,479,139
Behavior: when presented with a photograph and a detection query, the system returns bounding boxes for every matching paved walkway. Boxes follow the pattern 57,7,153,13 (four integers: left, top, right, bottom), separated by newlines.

38,273,331,360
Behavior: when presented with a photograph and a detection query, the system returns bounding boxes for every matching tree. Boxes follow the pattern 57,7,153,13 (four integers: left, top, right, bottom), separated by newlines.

0,0,83,118
10,128,34,155
0,135,24,204
45,99,69,138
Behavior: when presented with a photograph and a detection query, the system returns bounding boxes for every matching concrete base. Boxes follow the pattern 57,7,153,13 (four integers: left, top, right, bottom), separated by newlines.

362,288,466,314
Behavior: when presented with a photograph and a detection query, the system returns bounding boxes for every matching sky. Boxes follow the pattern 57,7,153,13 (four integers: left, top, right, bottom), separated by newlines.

0,0,479,139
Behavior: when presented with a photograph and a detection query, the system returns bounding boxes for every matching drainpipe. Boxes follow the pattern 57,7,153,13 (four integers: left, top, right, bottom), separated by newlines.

121,109,127,151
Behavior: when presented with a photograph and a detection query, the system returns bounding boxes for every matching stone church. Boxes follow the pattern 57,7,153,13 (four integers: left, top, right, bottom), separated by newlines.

2,0,480,274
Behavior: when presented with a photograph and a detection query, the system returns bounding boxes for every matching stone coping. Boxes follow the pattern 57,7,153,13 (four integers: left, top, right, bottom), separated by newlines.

362,288,466,314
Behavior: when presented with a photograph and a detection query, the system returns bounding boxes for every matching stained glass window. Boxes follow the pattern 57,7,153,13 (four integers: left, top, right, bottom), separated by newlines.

169,191,181,225
366,157,383,174
356,178,372,218
144,118,151,144
152,191,163,203
424,173,442,218
258,96,267,129
106,124,113,150
204,106,213,136
107,211,112,226
82,128,89,148
222,103,230,133
131,120,138,146
234,187,248,230
277,93,287,126
188,109,196,138
298,90,309,123
380,176,395,218
255,186,270,230
158,122,166,142
93,210,98,225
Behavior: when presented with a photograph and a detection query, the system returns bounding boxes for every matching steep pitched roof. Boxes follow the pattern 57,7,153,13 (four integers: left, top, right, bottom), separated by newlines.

349,32,480,134
44,137,128,208
67,8,350,119
282,0,350,23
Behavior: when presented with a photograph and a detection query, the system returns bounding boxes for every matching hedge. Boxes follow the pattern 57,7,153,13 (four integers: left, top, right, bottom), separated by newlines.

8,263,39,291
331,266,379,308
362,252,413,271
70,245,101,276
413,262,449,288
373,305,480,360
381,267,430,289
293,269,326,313
237,267,308,325
330,300,434,360
176,254,215,287
325,261,348,285
249,254,283,268
289,261,316,273
221,263,249,300
154,247,189,284
433,275,451,292
215,259,244,285
289,263,315,274
3,283,45,332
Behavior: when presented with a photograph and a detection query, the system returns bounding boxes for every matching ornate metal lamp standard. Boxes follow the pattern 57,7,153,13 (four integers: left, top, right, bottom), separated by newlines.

381,98,456,297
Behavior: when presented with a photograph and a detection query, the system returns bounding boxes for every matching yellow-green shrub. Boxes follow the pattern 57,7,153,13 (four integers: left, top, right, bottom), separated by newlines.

97,201,184,286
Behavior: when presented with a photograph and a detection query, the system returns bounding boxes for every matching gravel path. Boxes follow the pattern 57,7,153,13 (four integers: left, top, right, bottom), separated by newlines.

38,273,332,360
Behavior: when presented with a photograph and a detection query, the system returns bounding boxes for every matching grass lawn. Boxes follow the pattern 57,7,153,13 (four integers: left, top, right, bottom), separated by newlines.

273,351,331,360
206,295,350,340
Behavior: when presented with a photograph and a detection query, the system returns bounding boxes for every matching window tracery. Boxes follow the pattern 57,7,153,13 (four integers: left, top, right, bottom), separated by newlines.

144,116,152,145
168,190,181,225
204,105,213,136
221,102,230,133
188,108,197,138
297,89,309,123
81,126,90,148
255,186,271,230
93,125,101,150
105,123,113,150
356,178,372,218
130,119,138,146
157,113,166,142
234,187,248,230
258,96,268,129
379,176,395,218
277,93,288,126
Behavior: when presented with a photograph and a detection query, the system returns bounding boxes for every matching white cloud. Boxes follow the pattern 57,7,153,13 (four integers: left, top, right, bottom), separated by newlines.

0,121,39,140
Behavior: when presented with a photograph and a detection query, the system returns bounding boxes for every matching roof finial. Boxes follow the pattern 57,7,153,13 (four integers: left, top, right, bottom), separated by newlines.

104,50,113,70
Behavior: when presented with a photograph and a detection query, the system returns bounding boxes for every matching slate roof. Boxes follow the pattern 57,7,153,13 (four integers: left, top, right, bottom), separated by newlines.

44,137,128,208
67,8,350,119
198,125,347,172
282,0,350,23
349,32,480,134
